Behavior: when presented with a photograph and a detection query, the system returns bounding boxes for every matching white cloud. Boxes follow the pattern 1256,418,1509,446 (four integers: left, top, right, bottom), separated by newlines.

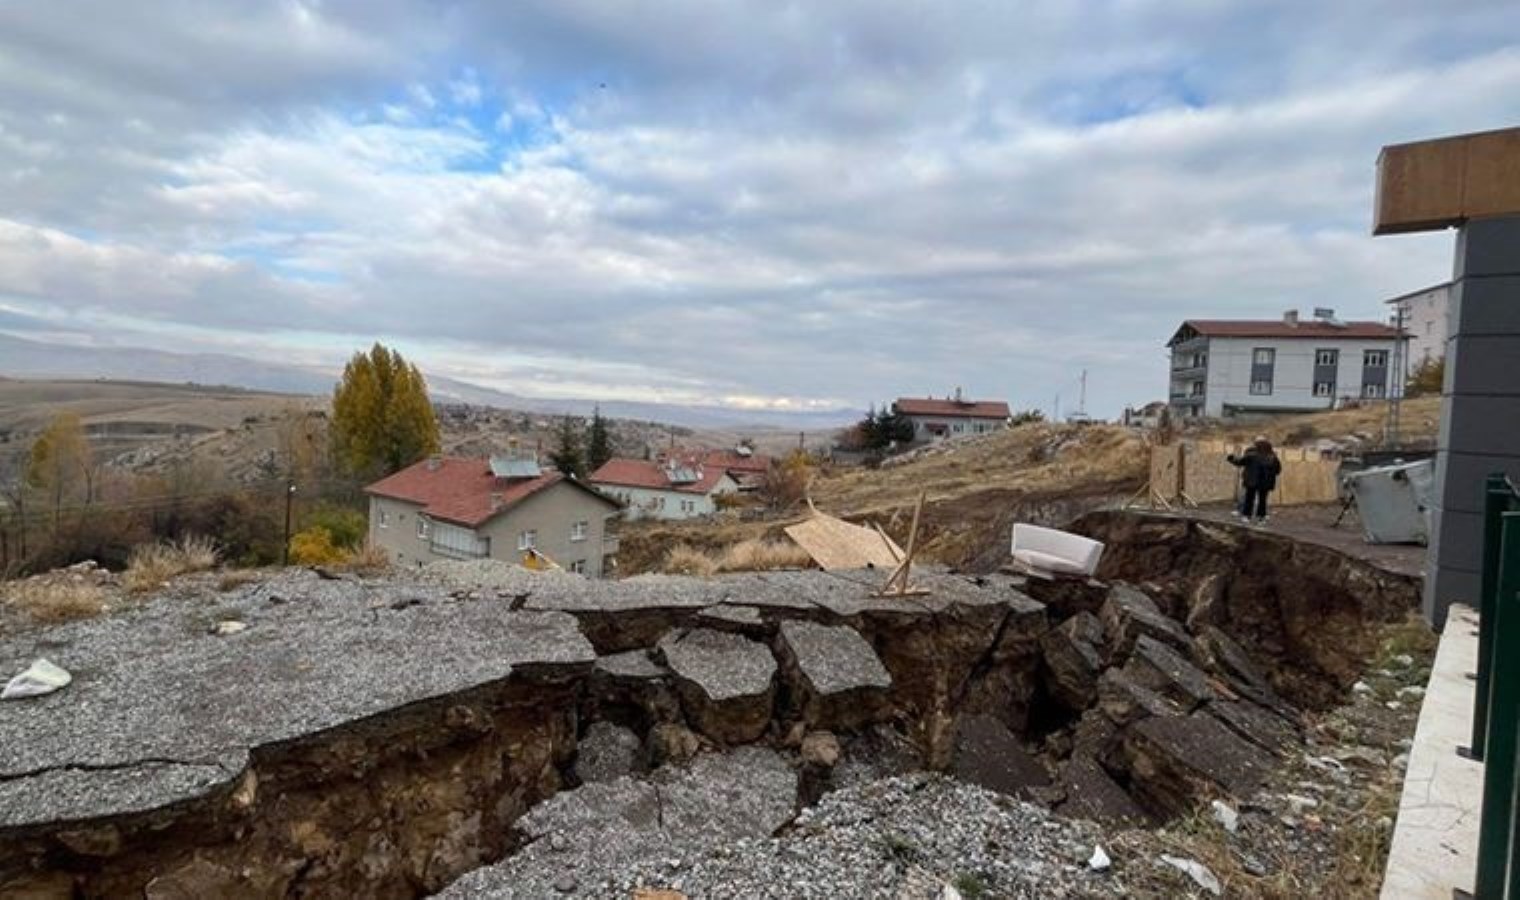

0,2,1516,415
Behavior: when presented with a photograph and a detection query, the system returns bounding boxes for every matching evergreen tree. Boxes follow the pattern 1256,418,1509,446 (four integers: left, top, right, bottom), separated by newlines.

549,415,586,478
331,343,441,480
586,406,613,473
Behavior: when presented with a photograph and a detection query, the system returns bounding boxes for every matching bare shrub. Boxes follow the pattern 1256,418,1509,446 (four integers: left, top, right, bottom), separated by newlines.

3,579,106,623
662,544,719,577
719,538,811,571
123,535,219,593
660,538,808,576
336,542,391,576
760,451,814,510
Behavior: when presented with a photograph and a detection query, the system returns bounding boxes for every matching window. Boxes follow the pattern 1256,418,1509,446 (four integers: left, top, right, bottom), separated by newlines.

1250,380,1273,396
1315,349,1338,366
1313,381,1334,397
518,530,536,551
1364,350,1388,368
1252,348,1275,366
569,560,586,575
431,522,488,559
416,516,430,539
378,509,389,529
1362,383,1386,399
570,520,588,542
1189,382,1205,397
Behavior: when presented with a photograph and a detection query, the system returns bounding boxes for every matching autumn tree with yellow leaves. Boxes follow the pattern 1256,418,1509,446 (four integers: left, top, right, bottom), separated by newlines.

330,343,441,481
26,412,96,528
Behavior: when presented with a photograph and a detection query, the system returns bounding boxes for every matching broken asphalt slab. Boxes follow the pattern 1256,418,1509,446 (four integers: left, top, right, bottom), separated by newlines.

0,569,594,828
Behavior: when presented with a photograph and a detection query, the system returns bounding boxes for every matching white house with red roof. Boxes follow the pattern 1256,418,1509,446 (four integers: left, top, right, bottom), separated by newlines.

659,446,773,492
588,456,741,521
1166,309,1404,419
892,391,1011,444
364,452,621,575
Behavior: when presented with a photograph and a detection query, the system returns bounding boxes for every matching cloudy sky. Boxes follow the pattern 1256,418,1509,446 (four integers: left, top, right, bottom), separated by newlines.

1,2,1516,417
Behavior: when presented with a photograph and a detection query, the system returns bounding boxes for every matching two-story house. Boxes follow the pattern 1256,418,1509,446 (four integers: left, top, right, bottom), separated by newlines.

1166,310,1403,419
365,453,621,575
893,393,1011,443
588,456,740,521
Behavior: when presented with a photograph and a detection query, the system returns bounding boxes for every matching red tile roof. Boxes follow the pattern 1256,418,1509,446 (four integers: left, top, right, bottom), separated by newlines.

589,458,734,495
893,397,1011,419
1172,320,1400,343
667,448,772,475
365,457,616,527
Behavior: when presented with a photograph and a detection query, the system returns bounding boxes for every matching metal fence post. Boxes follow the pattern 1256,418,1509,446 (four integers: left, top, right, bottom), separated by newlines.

1474,510,1520,897
1474,475,1513,758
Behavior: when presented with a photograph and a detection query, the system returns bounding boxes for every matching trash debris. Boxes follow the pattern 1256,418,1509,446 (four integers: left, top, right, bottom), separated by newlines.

1352,680,1372,694
784,510,903,571
1160,854,1222,896
1009,523,1105,578
1282,793,1320,813
1088,845,1111,871
1211,799,1239,833
939,885,964,900
2,659,73,700
212,620,247,636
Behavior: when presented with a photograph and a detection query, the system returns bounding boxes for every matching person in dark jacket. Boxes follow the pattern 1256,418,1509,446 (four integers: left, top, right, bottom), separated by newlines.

1227,436,1282,523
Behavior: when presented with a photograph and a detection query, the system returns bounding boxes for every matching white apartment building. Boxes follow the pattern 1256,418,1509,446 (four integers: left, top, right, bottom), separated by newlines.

1385,281,1451,372
1167,311,1403,419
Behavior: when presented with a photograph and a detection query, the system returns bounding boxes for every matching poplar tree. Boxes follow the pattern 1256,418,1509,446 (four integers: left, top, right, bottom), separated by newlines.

331,343,441,480
27,412,94,528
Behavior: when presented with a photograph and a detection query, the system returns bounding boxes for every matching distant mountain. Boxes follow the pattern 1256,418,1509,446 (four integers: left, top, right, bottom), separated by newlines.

0,333,856,431
0,333,335,395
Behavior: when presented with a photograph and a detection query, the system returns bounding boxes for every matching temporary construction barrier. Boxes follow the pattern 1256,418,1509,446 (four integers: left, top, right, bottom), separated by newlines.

1142,440,1340,509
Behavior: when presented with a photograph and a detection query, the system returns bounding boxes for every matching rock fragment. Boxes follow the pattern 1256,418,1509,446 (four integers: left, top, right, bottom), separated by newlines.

658,629,777,744
775,620,892,729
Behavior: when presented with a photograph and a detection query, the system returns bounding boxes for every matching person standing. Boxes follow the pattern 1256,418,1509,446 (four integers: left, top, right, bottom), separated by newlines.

1227,436,1282,524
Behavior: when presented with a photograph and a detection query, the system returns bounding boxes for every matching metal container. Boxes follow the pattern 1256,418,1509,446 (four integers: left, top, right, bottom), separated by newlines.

1343,458,1435,544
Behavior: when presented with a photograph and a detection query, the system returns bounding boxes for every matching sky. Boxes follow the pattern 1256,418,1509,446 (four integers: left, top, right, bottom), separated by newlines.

1,2,1517,419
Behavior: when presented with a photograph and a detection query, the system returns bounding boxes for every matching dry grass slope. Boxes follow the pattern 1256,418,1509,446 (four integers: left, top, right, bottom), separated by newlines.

2,579,107,624
660,538,812,576
123,535,219,593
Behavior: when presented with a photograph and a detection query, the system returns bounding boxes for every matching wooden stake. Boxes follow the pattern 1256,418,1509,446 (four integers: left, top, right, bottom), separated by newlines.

875,490,930,597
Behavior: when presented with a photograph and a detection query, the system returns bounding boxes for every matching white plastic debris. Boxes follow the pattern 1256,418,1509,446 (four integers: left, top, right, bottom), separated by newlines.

939,885,964,900
2,658,72,700
213,620,248,636
1160,855,1222,896
1352,680,1372,694
1211,799,1239,833
1088,845,1111,872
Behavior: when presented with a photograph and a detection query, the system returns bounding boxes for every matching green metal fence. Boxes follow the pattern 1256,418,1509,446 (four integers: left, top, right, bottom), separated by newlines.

1470,473,1520,898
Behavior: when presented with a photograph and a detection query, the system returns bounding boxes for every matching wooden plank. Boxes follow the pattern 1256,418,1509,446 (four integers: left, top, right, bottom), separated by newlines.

1374,127,1520,235
784,513,904,571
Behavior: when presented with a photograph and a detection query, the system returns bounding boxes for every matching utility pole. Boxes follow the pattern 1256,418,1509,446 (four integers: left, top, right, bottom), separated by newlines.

1387,304,1406,449
282,481,296,566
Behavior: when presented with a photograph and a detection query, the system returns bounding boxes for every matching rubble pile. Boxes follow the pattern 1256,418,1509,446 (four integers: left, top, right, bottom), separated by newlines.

0,512,1422,898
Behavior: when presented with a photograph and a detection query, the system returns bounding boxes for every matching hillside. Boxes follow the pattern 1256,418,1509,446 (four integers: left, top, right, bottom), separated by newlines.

618,398,1444,576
